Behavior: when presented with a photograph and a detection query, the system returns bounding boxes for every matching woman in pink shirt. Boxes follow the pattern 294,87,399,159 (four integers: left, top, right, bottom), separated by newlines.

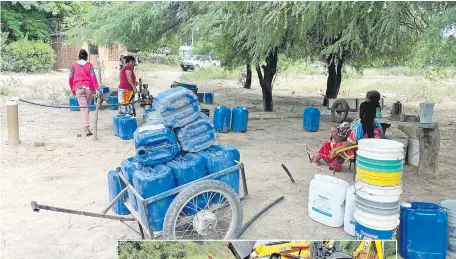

69,49,99,136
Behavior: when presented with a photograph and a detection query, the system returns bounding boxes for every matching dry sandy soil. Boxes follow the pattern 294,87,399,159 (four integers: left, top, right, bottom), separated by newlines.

1,67,455,259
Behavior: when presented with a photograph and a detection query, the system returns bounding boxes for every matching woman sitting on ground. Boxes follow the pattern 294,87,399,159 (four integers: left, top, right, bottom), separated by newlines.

306,93,383,172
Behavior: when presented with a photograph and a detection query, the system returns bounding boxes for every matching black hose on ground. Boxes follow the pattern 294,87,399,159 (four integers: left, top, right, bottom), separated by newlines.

235,196,285,238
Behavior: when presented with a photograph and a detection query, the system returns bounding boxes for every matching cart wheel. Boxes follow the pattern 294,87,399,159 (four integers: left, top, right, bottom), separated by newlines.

331,99,349,123
162,180,243,240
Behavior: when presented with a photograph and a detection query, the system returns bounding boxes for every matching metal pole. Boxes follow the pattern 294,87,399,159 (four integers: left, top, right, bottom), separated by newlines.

7,98,20,145
101,187,128,215
240,164,249,197
31,201,135,221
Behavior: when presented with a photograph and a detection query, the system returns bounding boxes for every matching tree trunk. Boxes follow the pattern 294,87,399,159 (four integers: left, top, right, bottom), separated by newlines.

256,48,278,112
323,56,344,106
244,63,252,89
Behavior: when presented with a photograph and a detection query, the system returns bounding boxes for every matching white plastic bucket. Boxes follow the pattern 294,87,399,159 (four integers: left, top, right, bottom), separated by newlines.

441,200,456,255
354,208,400,240
355,181,402,203
344,185,356,236
408,139,420,167
357,150,405,161
388,137,409,159
359,139,405,152
308,174,349,228
419,102,435,124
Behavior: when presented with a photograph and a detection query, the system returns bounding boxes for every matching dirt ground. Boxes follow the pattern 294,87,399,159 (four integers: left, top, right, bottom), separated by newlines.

1,67,455,259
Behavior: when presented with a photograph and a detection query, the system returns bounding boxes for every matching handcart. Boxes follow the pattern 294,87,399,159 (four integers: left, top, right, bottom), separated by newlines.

31,162,248,240
323,95,385,123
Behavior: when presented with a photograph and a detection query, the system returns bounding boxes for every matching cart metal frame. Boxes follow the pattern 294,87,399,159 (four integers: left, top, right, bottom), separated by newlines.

32,163,249,240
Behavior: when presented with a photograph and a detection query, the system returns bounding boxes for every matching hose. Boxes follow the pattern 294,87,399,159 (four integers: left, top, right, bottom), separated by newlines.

235,196,284,238
18,98,141,109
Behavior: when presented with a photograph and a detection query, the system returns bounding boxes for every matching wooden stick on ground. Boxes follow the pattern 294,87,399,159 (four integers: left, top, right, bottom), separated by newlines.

93,60,103,141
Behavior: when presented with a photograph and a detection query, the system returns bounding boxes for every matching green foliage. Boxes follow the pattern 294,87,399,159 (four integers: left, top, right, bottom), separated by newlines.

384,241,397,258
129,52,182,67
0,38,54,73
118,241,231,259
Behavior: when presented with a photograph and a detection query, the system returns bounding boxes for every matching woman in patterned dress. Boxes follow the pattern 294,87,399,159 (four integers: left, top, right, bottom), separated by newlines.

306,91,383,172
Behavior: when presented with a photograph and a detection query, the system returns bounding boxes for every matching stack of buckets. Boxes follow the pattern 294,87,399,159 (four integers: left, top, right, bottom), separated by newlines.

353,138,405,240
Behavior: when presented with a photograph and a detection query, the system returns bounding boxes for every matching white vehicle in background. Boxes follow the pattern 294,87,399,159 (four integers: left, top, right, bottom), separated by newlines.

180,55,221,71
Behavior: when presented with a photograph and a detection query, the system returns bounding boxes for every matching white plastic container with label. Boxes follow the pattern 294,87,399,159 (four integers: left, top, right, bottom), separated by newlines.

308,174,349,228
344,185,356,236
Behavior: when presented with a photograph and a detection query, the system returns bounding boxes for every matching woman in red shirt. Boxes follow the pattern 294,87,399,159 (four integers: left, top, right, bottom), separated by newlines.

118,56,138,116
69,49,99,136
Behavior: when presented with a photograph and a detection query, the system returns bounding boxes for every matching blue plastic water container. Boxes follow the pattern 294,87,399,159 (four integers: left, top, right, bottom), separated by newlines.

120,157,144,211
399,202,448,259
133,165,176,231
213,106,231,133
303,107,320,132
175,113,216,152
231,107,248,132
134,123,180,166
100,86,110,94
112,114,126,137
153,86,201,128
167,153,207,214
108,96,119,110
118,116,137,140
181,83,198,93
107,167,130,215
197,93,204,103
69,96,80,111
198,145,240,195
89,98,95,111
204,92,214,104
144,108,155,120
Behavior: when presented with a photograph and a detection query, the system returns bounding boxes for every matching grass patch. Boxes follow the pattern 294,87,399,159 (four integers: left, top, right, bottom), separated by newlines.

181,67,240,81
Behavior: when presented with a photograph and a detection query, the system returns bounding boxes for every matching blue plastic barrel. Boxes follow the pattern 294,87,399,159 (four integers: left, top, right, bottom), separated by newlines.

399,202,448,259
89,98,95,111
213,107,231,133
69,97,79,111
108,96,119,110
133,165,176,231
167,153,207,215
118,116,137,140
175,113,216,153
120,157,144,211
134,123,179,166
153,86,200,128
198,145,240,195
197,93,204,103
204,92,214,104
231,107,248,132
107,167,130,215
303,107,320,132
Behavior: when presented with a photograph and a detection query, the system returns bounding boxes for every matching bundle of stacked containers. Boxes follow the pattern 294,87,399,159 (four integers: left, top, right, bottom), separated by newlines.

107,86,241,231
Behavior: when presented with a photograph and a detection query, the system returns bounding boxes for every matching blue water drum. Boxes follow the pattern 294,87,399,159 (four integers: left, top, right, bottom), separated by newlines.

69,96,80,111
204,92,214,104
133,165,176,231
175,113,216,152
112,114,126,137
197,93,204,103
303,107,320,132
134,123,180,166
399,202,448,259
118,116,137,140
199,145,240,197
153,86,201,128
167,153,207,215
89,98,96,111
108,96,119,110
107,167,130,215
213,106,231,133
120,157,144,211
231,107,249,132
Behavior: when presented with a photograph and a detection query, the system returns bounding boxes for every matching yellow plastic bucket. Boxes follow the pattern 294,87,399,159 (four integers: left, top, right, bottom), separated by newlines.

356,167,402,185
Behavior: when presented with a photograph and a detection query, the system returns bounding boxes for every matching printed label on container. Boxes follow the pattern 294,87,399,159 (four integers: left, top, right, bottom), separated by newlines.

355,223,395,240
139,124,165,133
312,195,332,218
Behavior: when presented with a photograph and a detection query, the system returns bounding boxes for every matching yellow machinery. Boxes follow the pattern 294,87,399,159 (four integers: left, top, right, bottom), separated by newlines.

252,241,311,259
353,241,384,259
